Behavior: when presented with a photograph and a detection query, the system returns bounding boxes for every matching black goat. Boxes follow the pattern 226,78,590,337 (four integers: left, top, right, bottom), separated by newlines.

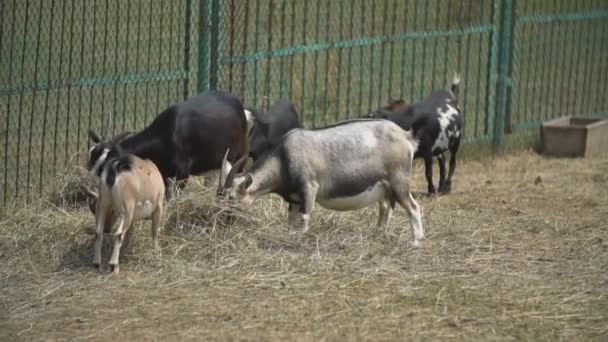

366,75,462,195
246,100,301,162
88,90,249,192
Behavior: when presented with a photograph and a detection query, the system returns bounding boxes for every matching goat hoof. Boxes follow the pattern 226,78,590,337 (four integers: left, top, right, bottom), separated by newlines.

438,185,448,193
109,264,119,273
411,239,423,248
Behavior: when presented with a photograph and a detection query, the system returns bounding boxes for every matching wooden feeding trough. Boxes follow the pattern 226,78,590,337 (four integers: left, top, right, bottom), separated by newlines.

541,116,608,157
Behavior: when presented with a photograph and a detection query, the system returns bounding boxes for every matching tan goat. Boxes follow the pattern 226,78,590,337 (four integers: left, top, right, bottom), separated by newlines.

88,146,165,273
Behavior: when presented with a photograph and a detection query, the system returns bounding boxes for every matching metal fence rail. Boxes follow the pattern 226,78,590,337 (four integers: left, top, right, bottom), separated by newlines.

1,0,607,206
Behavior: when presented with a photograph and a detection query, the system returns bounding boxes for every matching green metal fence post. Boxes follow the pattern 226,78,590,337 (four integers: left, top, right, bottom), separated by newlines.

502,0,516,134
198,0,222,92
493,0,514,152
183,0,193,99
198,0,211,92
209,0,222,90
485,0,497,138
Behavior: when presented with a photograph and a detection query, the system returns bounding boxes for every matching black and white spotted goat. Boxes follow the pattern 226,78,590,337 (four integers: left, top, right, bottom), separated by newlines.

87,145,165,273
366,75,462,195
218,119,425,246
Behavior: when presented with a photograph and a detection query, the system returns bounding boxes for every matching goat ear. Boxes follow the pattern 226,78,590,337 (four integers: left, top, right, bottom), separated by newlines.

219,149,232,187
235,155,249,172
244,173,253,189
83,187,98,199
89,130,102,144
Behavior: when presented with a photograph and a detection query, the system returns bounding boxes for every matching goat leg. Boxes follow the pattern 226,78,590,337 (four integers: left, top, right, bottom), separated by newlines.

376,200,392,230
93,199,109,269
299,184,318,233
423,153,436,195
445,149,458,193
151,202,163,251
109,208,134,273
390,175,424,246
287,202,300,228
437,154,448,194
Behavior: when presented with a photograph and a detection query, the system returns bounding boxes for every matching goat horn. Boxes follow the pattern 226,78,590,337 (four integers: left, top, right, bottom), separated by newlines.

219,148,231,187
224,155,248,189
84,187,98,199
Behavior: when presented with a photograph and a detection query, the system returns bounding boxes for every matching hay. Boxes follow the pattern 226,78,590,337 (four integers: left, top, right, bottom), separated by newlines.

1,151,607,340
46,164,96,210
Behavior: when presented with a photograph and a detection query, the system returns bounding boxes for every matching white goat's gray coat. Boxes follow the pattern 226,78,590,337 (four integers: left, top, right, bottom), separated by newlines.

220,119,425,246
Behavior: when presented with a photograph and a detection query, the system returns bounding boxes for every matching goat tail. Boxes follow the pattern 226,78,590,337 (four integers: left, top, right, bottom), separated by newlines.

104,155,132,188
450,73,461,97
404,129,420,155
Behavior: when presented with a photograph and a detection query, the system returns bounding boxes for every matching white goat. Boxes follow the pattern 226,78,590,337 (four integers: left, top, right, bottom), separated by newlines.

219,119,425,246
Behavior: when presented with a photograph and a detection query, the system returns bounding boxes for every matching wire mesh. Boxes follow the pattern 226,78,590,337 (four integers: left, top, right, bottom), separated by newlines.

0,0,196,206
217,0,497,133
1,0,608,206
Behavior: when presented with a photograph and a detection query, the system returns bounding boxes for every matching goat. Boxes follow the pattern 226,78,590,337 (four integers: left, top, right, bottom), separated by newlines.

381,98,410,112
366,75,462,195
87,145,165,273
219,119,425,246
87,90,249,193
246,100,301,162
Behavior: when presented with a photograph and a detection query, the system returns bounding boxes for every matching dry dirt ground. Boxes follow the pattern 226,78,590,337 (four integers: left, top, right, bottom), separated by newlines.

0,151,607,341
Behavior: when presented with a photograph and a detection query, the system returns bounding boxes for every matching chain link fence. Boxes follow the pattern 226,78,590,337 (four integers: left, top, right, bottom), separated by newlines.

217,0,495,131
1,0,608,206
0,0,198,206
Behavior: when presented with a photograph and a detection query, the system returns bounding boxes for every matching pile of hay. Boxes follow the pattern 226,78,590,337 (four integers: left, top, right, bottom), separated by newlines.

46,165,96,209
1,152,607,340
